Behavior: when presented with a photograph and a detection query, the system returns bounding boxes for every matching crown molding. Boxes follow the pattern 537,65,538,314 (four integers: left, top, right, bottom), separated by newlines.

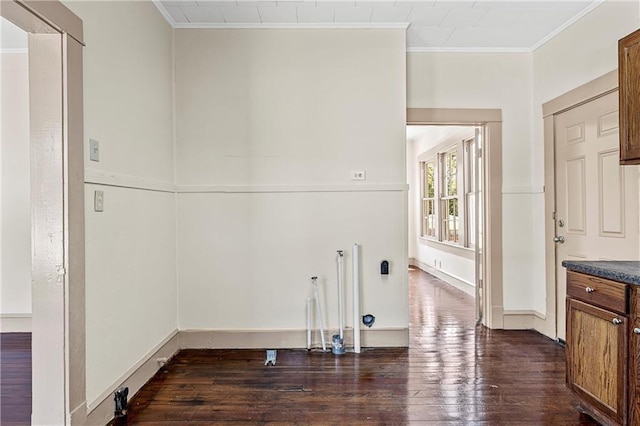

173,22,409,29
153,0,602,53
152,0,176,26
530,0,606,52
407,46,531,54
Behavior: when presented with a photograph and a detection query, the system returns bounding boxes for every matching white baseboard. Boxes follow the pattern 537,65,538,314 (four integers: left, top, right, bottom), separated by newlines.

535,310,556,340
502,310,546,330
85,329,179,425
179,329,307,349
409,258,475,296
69,401,87,426
178,327,409,350
0,314,32,332
359,328,409,347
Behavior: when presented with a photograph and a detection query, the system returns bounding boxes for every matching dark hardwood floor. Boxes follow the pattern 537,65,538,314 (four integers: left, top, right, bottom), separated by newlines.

119,267,599,425
1,332,31,426
0,268,598,424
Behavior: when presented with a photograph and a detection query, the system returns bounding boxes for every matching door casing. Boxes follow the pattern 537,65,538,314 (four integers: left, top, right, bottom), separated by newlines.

543,70,619,341
407,108,503,330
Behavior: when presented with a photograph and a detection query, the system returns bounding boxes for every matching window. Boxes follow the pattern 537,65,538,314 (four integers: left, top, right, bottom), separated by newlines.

421,160,436,238
418,130,479,248
440,149,459,243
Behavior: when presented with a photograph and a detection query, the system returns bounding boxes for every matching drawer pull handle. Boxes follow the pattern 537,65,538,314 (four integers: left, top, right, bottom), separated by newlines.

634,328,640,335
585,287,595,293
613,318,623,325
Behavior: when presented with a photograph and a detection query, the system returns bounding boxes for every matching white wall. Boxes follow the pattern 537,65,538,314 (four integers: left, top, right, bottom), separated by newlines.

175,29,408,336
0,52,32,328
63,0,176,408
406,52,541,313
532,0,640,188
533,0,640,139
407,126,476,289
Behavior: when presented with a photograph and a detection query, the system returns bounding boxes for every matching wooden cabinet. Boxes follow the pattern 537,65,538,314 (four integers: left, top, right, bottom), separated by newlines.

630,293,640,425
619,28,640,164
565,271,633,425
566,298,627,424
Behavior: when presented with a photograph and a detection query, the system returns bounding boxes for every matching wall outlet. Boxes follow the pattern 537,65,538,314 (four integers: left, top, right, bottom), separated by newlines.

94,190,104,212
350,170,366,181
89,139,99,162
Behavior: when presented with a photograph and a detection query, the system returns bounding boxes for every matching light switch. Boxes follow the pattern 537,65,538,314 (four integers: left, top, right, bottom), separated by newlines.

94,190,104,212
90,139,99,162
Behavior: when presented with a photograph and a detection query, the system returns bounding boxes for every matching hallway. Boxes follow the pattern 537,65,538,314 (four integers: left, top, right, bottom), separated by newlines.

117,267,597,424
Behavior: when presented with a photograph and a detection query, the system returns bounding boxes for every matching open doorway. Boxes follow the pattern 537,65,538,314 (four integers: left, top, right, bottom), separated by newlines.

0,16,32,425
406,108,503,330
407,125,483,320
1,17,31,334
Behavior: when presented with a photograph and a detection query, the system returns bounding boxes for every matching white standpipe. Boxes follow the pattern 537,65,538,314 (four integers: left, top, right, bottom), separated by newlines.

311,276,327,351
306,298,312,350
337,250,344,339
352,243,361,353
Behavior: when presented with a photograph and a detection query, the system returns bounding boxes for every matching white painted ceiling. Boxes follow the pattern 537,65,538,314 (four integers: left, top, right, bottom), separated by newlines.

406,125,474,147
1,17,28,51
155,0,603,51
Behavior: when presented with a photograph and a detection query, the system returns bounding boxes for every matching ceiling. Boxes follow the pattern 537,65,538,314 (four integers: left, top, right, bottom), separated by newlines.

155,0,602,51
1,17,28,51
406,125,475,146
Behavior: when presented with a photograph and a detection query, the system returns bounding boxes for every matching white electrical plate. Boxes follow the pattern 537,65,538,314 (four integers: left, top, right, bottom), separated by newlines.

94,190,104,212
350,170,366,181
90,139,100,162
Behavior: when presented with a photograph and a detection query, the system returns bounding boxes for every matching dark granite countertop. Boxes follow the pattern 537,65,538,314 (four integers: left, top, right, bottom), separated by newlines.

561,260,640,286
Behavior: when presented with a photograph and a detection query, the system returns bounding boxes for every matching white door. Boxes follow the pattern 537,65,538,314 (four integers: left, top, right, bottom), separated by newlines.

555,91,639,340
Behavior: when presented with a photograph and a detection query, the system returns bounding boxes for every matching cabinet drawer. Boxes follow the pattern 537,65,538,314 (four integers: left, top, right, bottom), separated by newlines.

567,271,628,314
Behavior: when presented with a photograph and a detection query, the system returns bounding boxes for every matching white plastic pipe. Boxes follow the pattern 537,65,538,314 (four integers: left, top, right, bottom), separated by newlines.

312,277,327,351
306,298,312,350
353,243,361,353
337,251,344,339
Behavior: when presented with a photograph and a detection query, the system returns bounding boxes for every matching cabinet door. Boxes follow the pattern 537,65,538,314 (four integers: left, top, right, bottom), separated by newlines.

630,288,640,425
619,28,640,164
567,298,627,424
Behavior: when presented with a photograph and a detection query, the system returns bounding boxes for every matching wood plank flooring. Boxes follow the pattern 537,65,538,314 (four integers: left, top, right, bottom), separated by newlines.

120,267,599,425
0,332,31,426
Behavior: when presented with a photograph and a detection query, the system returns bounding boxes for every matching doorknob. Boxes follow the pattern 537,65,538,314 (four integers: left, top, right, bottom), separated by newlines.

553,236,565,243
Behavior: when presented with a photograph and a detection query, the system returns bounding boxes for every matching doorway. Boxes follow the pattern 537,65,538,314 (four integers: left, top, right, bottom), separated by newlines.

543,71,639,341
406,125,481,317
1,16,31,333
406,108,503,330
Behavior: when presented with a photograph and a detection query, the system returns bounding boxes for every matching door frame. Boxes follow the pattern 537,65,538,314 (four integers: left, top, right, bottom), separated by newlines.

542,70,618,341
1,1,85,424
407,108,504,330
